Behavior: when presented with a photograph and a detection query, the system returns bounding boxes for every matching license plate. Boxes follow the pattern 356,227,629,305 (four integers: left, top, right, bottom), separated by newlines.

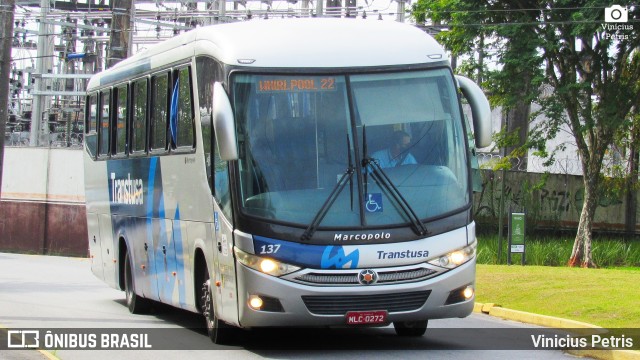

345,310,388,325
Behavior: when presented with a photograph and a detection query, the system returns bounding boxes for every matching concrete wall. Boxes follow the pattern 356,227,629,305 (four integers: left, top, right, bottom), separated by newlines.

0,147,87,256
474,170,639,233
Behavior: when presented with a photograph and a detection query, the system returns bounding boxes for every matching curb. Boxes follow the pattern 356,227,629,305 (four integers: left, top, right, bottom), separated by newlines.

39,349,61,360
474,302,640,360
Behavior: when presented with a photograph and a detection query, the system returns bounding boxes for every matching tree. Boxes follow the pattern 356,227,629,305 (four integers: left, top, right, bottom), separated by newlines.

413,0,640,267
539,2,639,267
413,1,544,166
624,109,640,235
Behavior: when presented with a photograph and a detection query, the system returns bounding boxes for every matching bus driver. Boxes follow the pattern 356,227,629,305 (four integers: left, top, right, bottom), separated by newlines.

371,130,418,168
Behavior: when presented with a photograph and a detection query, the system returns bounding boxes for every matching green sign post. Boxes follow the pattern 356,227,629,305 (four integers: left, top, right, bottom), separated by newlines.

508,212,526,265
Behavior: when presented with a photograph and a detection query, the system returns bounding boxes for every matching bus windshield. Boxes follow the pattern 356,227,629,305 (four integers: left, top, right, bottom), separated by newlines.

233,69,469,230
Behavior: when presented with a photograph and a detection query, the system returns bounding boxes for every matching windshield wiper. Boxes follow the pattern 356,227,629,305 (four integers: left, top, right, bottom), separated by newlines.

361,125,428,236
301,135,354,242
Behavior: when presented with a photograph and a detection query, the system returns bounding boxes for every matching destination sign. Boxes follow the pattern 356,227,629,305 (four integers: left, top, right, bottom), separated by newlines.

257,77,337,92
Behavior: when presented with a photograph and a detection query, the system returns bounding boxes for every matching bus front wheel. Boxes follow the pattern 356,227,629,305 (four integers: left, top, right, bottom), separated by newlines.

200,270,233,344
393,320,428,337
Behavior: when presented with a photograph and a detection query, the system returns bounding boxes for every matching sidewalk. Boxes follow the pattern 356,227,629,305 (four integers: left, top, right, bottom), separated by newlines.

473,302,640,360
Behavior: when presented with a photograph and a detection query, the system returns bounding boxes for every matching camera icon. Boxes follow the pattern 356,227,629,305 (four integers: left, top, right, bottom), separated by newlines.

605,5,628,22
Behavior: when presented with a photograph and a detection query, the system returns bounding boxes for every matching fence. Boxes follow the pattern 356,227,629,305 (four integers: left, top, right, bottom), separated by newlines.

477,153,584,175
477,148,635,177
4,130,83,149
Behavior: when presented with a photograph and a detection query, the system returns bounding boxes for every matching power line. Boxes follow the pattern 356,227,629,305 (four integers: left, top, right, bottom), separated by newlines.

413,4,639,15
425,19,640,28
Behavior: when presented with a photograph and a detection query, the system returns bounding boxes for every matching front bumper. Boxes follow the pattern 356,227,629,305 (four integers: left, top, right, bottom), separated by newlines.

234,258,475,328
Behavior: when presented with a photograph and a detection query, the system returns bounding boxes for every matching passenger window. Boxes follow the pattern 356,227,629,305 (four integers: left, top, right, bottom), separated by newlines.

170,67,194,149
132,79,148,153
98,90,110,157
151,72,169,152
85,94,98,158
115,85,127,155
178,68,194,148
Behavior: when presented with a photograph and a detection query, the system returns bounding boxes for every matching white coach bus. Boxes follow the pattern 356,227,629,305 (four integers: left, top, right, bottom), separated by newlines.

83,18,492,343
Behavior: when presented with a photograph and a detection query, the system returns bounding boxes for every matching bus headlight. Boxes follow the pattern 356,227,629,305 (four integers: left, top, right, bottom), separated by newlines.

234,247,300,277
428,242,476,269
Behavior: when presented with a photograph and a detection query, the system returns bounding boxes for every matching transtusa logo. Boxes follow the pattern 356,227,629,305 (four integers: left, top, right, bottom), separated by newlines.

110,173,144,205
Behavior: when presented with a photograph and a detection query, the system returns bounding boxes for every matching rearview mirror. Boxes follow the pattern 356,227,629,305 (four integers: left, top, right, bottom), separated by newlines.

455,75,492,148
212,82,238,161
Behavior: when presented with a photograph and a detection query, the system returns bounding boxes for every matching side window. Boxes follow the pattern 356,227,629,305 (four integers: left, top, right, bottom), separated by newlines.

131,78,148,154
212,80,231,218
85,93,98,158
87,94,98,132
151,72,169,152
170,67,195,149
215,141,232,219
98,90,111,157
196,57,216,193
115,85,128,155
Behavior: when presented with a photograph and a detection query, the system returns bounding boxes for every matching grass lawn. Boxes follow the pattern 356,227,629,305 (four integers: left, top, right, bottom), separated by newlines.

475,264,640,328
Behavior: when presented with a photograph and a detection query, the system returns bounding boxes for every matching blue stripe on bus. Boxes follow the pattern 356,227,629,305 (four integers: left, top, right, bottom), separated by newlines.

173,206,186,308
254,235,359,269
107,156,187,306
147,157,158,218
146,157,159,299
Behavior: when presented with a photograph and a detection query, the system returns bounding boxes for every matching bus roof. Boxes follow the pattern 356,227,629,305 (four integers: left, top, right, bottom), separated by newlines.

88,19,448,90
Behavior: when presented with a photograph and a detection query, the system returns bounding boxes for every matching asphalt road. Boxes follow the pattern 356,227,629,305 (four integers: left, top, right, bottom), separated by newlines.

0,252,581,360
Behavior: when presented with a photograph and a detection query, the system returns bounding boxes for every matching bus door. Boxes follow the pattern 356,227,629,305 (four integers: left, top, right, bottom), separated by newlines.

213,205,239,326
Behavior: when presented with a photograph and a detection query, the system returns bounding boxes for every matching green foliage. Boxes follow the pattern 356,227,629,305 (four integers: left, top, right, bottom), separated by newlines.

477,234,640,267
412,0,545,109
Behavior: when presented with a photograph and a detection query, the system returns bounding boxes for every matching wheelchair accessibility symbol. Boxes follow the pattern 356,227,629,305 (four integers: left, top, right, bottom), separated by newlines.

365,193,383,213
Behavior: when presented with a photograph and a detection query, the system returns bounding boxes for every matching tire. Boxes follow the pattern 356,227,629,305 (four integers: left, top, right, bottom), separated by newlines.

393,320,428,337
124,251,151,314
200,268,233,344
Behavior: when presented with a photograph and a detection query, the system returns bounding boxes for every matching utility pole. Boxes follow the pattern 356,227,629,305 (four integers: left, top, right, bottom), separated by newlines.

396,0,406,22
218,0,226,24
62,17,77,147
108,0,135,68
208,0,226,24
30,0,54,147
301,0,310,17
315,0,324,17
206,0,216,25
0,0,16,192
